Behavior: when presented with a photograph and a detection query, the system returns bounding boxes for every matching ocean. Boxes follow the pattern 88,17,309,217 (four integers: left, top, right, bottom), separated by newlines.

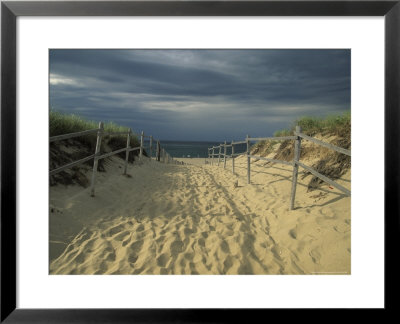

152,140,248,158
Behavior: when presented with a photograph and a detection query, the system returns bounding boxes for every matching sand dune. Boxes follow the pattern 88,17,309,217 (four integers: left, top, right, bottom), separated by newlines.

49,155,350,275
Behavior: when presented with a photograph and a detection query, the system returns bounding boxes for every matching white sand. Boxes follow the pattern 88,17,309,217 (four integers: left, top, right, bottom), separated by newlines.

174,157,209,166
50,155,350,275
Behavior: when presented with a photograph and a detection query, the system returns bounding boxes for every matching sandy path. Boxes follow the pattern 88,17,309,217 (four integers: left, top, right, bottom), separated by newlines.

50,156,350,275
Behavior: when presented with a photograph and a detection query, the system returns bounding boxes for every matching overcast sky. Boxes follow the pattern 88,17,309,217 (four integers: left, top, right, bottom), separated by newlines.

49,49,350,142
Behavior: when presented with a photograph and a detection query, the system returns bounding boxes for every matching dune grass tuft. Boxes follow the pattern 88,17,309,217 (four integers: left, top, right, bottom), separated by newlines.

273,111,351,137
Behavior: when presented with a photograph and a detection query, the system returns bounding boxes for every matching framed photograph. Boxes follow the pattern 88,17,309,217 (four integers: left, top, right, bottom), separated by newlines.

1,0,398,321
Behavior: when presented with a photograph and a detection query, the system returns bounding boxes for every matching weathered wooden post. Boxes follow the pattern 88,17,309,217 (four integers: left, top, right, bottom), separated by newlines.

246,134,250,184
123,129,131,175
140,131,144,160
231,141,235,174
150,135,153,159
157,141,160,161
90,122,104,197
212,147,214,165
223,141,227,169
290,125,302,210
218,145,222,166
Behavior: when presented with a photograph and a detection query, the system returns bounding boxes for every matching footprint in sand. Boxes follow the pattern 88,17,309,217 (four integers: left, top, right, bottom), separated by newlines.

237,261,253,275
128,240,144,264
198,238,206,248
156,253,169,267
220,240,230,254
189,262,199,275
184,227,195,235
184,252,194,261
223,256,234,273
136,224,145,232
289,228,297,239
309,249,321,264
170,240,184,255
271,245,283,260
333,223,351,233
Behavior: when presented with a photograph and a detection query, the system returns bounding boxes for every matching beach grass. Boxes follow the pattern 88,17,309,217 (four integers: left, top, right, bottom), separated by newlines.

50,110,141,150
273,111,351,137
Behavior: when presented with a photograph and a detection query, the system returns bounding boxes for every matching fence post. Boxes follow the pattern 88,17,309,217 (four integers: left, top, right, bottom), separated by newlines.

232,141,235,174
90,122,104,197
218,145,222,166
123,129,131,175
290,125,302,210
150,135,153,160
157,141,160,161
140,131,144,160
246,134,250,184
212,147,214,165
223,141,227,169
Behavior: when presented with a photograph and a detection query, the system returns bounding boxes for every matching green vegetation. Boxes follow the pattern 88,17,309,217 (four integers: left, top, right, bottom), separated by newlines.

273,129,292,137
49,110,141,152
273,111,351,137
50,110,133,136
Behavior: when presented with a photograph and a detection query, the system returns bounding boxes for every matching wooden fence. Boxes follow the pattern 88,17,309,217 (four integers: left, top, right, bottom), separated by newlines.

50,122,177,197
208,126,351,210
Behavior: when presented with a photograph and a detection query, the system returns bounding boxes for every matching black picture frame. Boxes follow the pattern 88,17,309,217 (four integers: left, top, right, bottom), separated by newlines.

1,0,398,321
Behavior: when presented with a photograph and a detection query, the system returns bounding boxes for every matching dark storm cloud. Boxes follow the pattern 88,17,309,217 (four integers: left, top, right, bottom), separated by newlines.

50,49,350,141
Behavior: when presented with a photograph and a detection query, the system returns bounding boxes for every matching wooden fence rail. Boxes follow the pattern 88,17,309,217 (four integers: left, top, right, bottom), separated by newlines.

49,154,96,176
294,131,351,156
208,125,351,210
248,136,296,141
103,131,130,136
49,128,98,142
50,122,177,197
